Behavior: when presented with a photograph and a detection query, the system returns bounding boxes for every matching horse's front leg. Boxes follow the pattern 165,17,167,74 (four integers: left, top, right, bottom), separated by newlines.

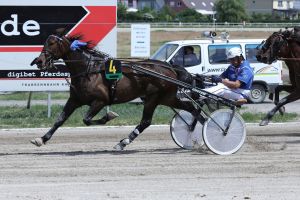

82,101,119,126
274,85,294,115
30,98,80,146
260,91,300,126
114,99,158,151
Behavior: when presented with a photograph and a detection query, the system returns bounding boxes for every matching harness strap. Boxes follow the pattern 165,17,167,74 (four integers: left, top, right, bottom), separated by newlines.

106,78,119,105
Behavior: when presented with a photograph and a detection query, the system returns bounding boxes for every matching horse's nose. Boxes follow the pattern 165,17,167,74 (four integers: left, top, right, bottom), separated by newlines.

30,57,43,66
256,55,262,62
261,56,269,64
30,57,38,66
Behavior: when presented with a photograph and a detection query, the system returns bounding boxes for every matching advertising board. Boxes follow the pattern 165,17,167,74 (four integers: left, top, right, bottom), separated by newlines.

131,24,150,58
0,0,117,91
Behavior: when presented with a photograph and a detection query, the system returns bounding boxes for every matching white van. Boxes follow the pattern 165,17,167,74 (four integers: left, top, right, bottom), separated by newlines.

150,38,283,103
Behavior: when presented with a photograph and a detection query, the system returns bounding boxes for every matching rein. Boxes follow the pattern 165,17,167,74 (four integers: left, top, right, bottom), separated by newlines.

277,38,300,61
51,60,101,79
278,57,300,61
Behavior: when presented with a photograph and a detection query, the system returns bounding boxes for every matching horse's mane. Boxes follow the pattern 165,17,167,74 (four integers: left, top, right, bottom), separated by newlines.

67,34,111,59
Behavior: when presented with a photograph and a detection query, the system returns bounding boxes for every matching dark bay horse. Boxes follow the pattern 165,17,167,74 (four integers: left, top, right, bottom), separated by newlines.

30,30,203,150
256,28,300,126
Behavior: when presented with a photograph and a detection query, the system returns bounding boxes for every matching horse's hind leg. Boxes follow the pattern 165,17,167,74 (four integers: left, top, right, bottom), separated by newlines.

114,98,158,151
260,91,300,126
83,101,119,126
31,98,80,146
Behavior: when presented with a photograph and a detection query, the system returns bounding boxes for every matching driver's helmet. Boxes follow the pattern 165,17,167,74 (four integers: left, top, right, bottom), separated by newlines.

227,47,243,59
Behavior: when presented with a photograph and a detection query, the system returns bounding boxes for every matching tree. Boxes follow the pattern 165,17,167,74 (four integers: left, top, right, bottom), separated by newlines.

117,2,127,22
176,8,208,22
250,13,272,22
157,6,175,22
214,0,249,22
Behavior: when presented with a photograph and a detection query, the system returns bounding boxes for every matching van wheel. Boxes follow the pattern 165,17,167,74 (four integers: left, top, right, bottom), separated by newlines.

249,84,266,103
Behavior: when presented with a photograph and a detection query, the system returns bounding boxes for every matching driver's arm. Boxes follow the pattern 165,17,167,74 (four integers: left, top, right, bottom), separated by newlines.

222,79,241,89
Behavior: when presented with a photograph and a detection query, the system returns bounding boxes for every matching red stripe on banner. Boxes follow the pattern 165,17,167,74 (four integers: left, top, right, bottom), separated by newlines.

0,78,68,80
69,6,116,45
0,47,43,52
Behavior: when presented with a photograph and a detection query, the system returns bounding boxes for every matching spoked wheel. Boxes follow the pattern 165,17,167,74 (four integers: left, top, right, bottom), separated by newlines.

202,109,246,155
170,110,204,150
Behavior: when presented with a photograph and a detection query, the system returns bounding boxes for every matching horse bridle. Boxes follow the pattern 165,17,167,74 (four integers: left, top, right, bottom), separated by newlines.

40,35,70,69
262,33,288,61
263,31,300,62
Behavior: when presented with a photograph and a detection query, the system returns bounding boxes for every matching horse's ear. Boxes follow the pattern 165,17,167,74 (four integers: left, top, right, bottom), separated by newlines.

54,28,68,37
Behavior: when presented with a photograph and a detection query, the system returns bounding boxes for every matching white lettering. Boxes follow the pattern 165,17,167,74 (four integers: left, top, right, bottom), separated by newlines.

23,20,40,36
7,71,36,78
0,14,40,36
1,14,20,36
40,71,70,77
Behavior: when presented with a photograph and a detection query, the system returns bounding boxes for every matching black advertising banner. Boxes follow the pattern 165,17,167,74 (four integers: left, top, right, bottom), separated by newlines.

0,1,117,92
0,6,87,45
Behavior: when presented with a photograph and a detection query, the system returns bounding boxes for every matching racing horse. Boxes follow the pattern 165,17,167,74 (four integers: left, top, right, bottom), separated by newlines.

30,29,204,150
256,28,300,126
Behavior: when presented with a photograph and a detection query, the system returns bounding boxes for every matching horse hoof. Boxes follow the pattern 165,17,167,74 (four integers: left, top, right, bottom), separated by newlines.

113,143,124,151
259,120,269,126
279,106,285,115
107,111,119,121
30,138,44,147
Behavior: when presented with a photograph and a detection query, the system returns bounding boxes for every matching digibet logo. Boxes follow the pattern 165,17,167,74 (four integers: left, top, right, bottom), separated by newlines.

1,14,40,36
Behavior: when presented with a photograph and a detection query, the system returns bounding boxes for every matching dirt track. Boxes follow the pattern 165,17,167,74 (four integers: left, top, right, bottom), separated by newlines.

0,124,299,200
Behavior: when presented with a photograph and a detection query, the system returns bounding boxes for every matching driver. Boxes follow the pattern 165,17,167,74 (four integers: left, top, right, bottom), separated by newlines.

172,46,199,67
207,47,254,104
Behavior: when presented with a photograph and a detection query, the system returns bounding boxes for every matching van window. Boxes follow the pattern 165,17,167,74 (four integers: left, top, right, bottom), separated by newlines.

208,44,241,64
171,45,201,68
151,44,178,61
245,44,259,63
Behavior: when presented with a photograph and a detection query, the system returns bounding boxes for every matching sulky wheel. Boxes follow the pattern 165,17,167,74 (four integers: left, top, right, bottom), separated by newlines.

202,109,246,155
170,110,204,150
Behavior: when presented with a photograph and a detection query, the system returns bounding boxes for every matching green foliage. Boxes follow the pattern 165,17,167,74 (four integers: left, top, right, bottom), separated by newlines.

117,4,210,22
126,11,143,21
117,2,127,22
0,104,174,128
157,6,176,21
250,13,282,23
214,0,249,22
0,92,69,100
176,8,208,22
117,1,300,23
242,112,298,123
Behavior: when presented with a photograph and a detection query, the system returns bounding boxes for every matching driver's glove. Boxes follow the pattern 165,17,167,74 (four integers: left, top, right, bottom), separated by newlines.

211,75,222,83
70,40,87,51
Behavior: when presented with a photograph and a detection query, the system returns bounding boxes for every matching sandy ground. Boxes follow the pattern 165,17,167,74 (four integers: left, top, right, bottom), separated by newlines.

0,124,299,200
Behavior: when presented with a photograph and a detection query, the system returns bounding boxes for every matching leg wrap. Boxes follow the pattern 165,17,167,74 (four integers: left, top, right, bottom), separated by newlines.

118,138,130,149
115,129,140,150
128,129,140,142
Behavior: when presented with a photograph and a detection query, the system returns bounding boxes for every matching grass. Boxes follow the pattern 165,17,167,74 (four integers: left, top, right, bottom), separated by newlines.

0,92,69,100
241,111,298,123
0,103,297,128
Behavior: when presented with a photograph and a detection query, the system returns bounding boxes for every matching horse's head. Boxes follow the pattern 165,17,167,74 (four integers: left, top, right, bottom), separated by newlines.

31,29,70,70
256,30,291,64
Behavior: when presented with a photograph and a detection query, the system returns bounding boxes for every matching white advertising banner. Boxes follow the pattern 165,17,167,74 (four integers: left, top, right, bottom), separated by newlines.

0,0,117,91
131,24,151,58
